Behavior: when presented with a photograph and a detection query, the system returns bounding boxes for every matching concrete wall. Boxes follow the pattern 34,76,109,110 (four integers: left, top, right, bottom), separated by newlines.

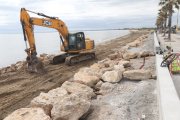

154,32,180,120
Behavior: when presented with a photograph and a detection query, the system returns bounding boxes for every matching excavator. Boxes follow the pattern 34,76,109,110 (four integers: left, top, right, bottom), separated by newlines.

20,8,95,72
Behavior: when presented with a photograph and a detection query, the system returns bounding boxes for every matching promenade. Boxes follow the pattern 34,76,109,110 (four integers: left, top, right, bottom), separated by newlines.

157,33,180,98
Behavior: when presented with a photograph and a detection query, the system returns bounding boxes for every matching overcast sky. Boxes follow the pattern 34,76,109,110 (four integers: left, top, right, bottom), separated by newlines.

0,0,161,33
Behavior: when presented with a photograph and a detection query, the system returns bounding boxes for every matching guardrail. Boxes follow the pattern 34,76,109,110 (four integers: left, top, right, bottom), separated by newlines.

154,32,180,120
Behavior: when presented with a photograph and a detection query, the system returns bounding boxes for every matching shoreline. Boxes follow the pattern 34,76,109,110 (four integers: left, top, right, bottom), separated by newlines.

0,30,153,119
0,30,130,68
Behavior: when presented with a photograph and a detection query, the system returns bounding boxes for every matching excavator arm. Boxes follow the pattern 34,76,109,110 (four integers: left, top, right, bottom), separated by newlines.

20,8,95,72
20,8,69,54
20,8,70,72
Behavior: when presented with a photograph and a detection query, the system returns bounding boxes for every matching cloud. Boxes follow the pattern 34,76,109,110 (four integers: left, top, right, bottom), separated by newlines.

0,0,160,33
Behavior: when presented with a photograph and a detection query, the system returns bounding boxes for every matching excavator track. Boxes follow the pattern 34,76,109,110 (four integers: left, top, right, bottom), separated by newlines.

51,53,67,65
65,52,95,65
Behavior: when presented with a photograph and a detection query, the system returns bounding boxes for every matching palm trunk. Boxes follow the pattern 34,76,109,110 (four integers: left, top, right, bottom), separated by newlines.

163,18,167,36
168,5,173,41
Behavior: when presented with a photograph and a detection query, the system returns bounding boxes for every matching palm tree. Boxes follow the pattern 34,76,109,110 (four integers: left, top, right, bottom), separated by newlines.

159,0,180,41
156,9,167,33
159,5,168,36
156,14,165,32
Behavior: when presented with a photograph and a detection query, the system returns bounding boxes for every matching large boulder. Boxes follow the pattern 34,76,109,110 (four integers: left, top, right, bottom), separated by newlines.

30,87,68,116
74,67,101,87
123,69,152,80
123,52,139,60
51,94,91,120
74,72,100,87
61,81,95,99
4,108,51,120
102,70,122,83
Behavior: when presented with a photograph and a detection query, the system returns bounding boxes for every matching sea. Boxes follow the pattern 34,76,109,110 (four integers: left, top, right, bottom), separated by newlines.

0,30,129,67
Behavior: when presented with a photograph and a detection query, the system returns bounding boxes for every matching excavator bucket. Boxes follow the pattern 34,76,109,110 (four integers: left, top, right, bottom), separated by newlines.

26,56,45,73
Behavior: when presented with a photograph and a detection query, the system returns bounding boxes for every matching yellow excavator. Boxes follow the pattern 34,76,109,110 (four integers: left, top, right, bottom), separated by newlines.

20,8,95,72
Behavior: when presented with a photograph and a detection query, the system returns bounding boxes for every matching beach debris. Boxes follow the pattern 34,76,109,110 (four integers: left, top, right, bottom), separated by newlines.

123,69,152,80
4,108,51,120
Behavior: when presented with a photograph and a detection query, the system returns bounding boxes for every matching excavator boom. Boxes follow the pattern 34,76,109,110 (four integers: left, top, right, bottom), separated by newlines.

20,8,95,73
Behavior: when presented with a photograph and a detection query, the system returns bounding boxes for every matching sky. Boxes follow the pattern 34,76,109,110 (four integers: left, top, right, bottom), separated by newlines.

0,0,162,33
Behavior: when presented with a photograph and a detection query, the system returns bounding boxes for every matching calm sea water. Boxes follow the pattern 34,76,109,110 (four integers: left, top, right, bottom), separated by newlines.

0,30,129,67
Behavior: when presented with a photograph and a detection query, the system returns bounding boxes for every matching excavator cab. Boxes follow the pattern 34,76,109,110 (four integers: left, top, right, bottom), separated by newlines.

68,32,86,50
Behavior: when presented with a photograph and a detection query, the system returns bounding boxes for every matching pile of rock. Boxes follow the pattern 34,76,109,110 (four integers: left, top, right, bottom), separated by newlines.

0,53,56,75
4,81,94,120
4,34,155,120
0,61,26,75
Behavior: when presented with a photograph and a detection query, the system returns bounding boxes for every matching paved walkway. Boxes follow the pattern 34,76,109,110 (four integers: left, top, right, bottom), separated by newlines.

157,33,180,99
157,33,180,53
